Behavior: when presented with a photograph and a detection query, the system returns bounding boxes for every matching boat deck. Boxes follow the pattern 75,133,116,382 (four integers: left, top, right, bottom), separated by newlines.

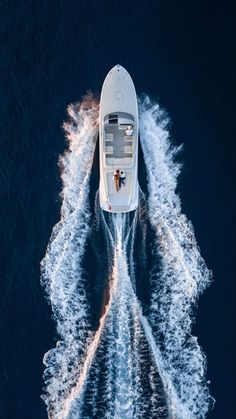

99,65,139,212
104,124,134,160
106,171,132,195
106,171,133,207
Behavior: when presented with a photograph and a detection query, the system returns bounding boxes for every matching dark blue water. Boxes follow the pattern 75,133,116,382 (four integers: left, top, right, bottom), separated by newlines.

0,1,235,418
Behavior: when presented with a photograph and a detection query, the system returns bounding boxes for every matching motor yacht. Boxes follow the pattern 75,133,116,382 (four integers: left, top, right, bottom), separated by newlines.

99,64,139,213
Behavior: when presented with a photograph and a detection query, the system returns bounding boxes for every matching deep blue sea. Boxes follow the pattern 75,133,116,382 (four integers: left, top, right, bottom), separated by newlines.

0,1,235,418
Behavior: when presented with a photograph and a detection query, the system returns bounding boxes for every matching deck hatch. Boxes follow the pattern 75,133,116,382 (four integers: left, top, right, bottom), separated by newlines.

108,114,118,124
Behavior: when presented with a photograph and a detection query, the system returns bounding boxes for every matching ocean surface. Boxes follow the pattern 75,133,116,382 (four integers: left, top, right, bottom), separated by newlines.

0,1,235,419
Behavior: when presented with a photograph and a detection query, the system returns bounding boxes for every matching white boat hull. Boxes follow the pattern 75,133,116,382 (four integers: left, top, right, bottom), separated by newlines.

99,65,139,213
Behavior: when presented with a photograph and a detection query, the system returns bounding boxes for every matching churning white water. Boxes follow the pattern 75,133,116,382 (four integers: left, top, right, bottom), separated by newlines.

41,95,99,419
41,95,214,419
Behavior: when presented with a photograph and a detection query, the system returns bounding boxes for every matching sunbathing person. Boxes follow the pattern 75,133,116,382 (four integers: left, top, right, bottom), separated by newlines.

119,170,126,187
113,169,120,192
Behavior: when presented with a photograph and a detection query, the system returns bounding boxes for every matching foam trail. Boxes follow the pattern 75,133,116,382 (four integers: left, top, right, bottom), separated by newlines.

111,216,136,419
139,96,214,418
62,236,119,417
64,214,169,419
41,93,214,419
41,95,99,419
63,215,135,418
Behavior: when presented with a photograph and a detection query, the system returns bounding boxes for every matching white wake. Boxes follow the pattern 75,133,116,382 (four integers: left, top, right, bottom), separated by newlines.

41,95,99,419
64,213,169,419
139,96,214,417
41,95,214,419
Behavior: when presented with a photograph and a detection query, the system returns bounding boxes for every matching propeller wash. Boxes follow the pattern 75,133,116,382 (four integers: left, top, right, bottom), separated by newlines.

41,94,214,419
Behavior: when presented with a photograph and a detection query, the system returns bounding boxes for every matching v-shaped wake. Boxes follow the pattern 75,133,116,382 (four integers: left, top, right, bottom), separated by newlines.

41,94,214,419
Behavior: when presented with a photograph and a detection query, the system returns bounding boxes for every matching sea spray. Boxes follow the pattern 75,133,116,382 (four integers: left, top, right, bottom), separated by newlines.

64,214,168,419
41,94,214,419
63,215,136,418
139,96,214,418
41,95,99,419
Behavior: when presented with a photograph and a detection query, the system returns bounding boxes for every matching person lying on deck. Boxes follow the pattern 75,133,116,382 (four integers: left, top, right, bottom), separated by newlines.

113,169,120,192
119,170,126,187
